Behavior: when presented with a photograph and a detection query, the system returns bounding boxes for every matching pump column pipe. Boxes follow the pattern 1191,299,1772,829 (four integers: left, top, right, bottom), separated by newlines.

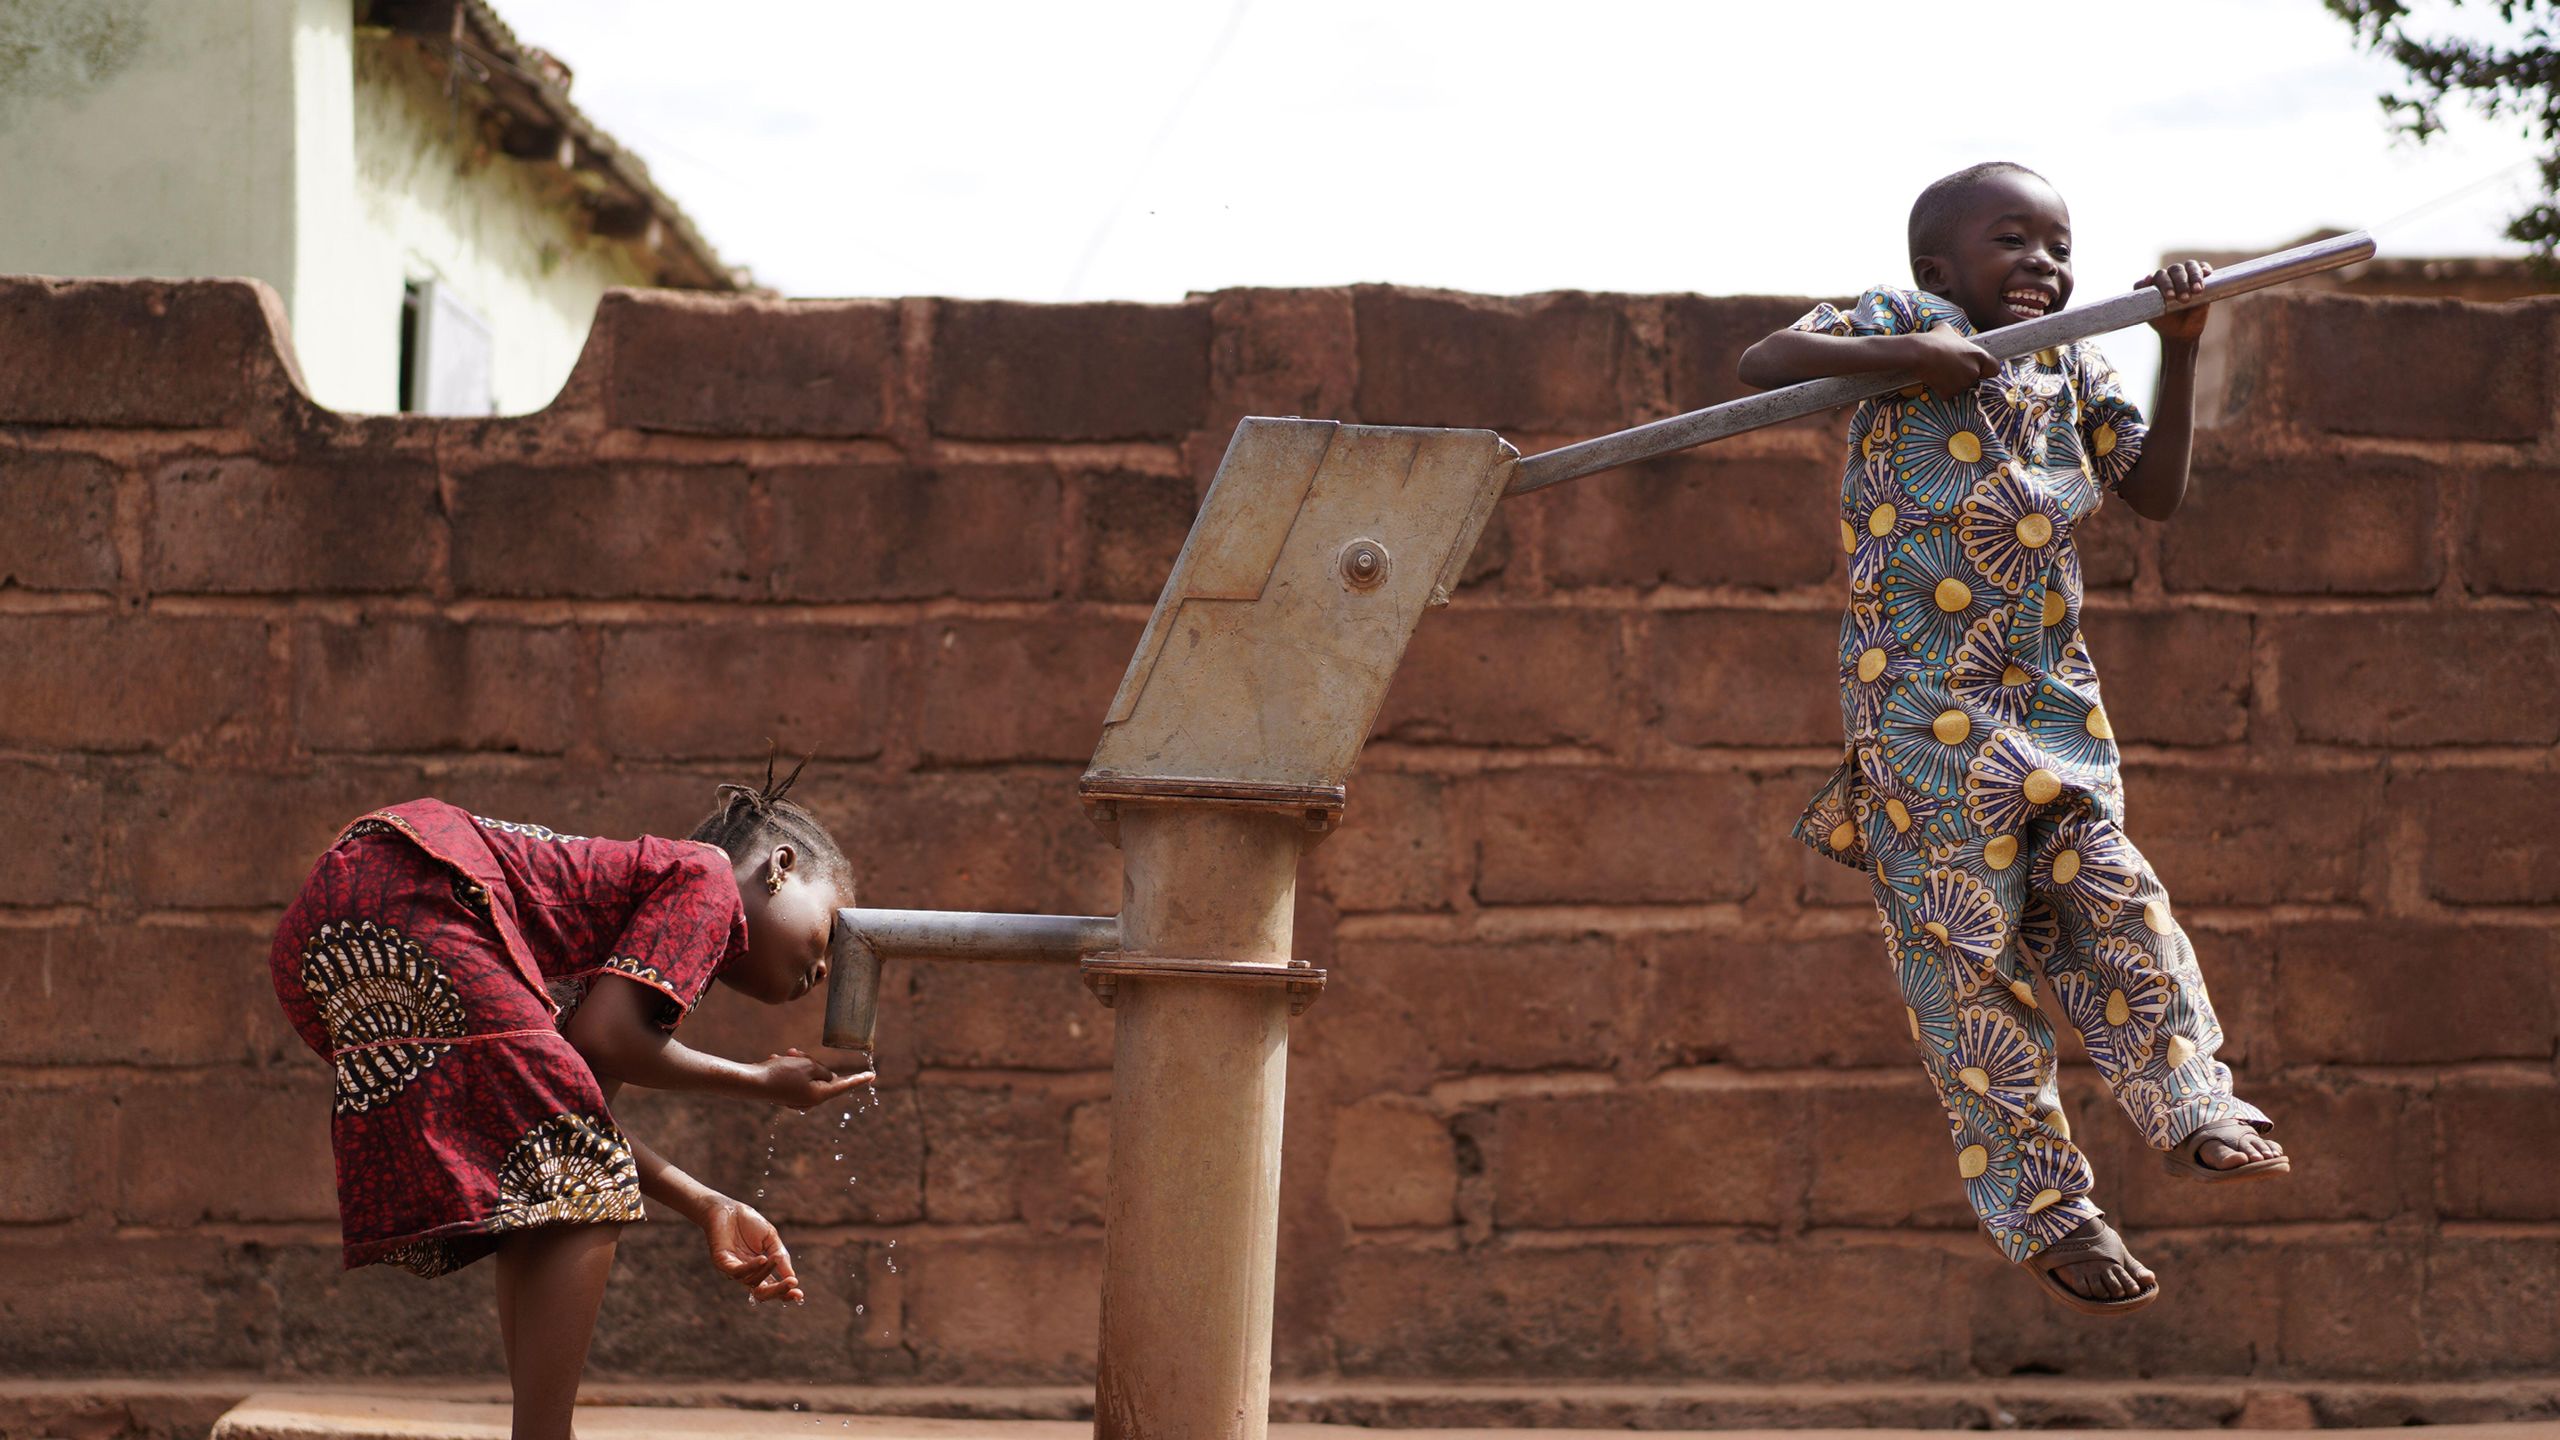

1504,228,2376,496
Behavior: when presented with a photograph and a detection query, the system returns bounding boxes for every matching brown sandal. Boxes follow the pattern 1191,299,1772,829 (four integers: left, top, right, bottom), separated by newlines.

1989,1213,2161,1316
2163,1118,2290,1182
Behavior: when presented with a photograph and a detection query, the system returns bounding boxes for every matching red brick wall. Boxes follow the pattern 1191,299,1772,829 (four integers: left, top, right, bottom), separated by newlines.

2,276,2556,1394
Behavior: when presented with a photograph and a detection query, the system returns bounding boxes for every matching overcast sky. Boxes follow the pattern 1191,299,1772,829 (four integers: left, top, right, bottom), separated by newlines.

498,0,2543,405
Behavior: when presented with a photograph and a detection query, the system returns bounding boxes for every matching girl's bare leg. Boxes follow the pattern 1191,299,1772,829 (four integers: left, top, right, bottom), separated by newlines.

494,1244,519,1385
494,1224,622,1440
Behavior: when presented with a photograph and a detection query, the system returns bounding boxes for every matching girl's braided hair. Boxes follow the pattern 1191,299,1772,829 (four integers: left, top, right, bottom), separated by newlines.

687,743,854,895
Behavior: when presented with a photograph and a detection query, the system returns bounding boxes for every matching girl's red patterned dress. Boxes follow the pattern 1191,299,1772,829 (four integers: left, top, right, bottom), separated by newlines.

268,798,747,1277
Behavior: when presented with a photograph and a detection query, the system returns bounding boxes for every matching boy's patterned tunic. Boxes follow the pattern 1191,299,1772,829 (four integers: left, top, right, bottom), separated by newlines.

1785,286,2268,1263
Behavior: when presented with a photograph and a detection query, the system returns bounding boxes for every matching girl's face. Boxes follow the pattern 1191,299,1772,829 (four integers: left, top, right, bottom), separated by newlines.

727,843,840,1005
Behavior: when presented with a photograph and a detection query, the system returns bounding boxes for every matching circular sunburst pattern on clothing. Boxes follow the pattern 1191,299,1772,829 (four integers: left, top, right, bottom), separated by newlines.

1882,525,2000,664
1962,727,2075,835
2031,809,2144,925
1848,466,1927,595
1943,1087,2018,1218
492,1113,643,1231
2000,546,2084,675
1925,829,2031,908
1836,602,1910,734
2026,676,2118,777
1977,368,2064,459
1894,404,2005,511
2006,1132,2091,1220
2054,934,2172,1077
299,919,467,1116
1907,865,2009,973
1959,468,2071,595
1898,947,1960,1057
1948,614,2038,728
1879,681,1984,807
1949,1003,2044,1121
2010,892,2069,976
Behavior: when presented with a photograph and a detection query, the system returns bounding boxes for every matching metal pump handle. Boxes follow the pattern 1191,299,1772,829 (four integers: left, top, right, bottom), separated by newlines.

1504,229,2377,496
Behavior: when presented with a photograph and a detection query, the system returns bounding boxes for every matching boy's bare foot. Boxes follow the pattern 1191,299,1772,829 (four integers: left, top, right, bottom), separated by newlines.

2047,1213,2156,1302
2164,1117,2290,1182
2196,1129,2285,1168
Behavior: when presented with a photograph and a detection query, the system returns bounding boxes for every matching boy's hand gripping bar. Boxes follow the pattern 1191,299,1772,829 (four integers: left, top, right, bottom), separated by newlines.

1504,229,2377,497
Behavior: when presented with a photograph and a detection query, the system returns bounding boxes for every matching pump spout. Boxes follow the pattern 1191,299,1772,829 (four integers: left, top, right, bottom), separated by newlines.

819,907,1123,1054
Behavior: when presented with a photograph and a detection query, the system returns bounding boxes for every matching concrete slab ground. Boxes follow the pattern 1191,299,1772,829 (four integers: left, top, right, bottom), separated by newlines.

209,1392,2560,1440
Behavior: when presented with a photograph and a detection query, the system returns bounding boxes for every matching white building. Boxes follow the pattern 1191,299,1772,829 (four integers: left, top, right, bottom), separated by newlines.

0,0,747,414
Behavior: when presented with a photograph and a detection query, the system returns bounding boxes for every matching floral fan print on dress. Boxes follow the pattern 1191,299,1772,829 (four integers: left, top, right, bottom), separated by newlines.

299,919,467,1116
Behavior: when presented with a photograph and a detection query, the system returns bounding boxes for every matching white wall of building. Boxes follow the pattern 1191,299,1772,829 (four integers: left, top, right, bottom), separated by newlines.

0,0,660,415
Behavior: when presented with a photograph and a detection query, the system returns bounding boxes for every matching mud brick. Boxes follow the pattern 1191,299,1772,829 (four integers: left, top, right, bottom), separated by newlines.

1374,609,1622,748
1329,1095,1456,1228
108,762,428,909
1534,453,1842,591
0,1234,273,1372
910,961,1112,1072
0,277,278,428
2119,762,2381,905
1470,768,1758,905
2273,919,2555,1064
604,292,897,436
2077,608,2252,746
899,1237,1101,1382
1494,1087,1802,1227
0,761,102,904
0,1087,111,1222
2295,293,2552,443
1802,1079,1980,1229
449,463,756,599
2273,610,2560,746
931,300,1208,441
1205,286,1356,424
1306,769,1452,913
147,456,438,593
920,1083,1061,1225
1965,1229,2279,1377
2422,1236,2560,1371
2161,457,2440,594
2077,507,2140,587
1074,468,1194,603
914,616,1140,765
2401,767,2560,904
0,613,270,752
1647,610,1843,747
1354,287,1633,433
2466,466,2560,594
1038,1099,1112,1230
294,618,576,754
2161,916,2274,1070
802,769,1122,918
1642,929,1909,1071
589,1228,871,1379
596,622,897,760
1310,934,1620,1095
613,1086,924,1228
1664,294,1838,422
116,1071,335,1223
2097,1076,2421,1226
0,922,297,1067
2436,1077,2560,1220
766,463,1064,602
1326,1243,1660,1376
0,448,117,589
2272,1238,2425,1376
265,1242,501,1375
1660,1235,1968,1379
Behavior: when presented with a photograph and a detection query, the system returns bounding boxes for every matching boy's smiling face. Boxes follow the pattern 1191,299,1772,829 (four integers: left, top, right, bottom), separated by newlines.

1914,170,2074,333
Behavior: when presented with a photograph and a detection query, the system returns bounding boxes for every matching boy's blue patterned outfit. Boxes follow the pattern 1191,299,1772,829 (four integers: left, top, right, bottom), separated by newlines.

1786,286,2270,1263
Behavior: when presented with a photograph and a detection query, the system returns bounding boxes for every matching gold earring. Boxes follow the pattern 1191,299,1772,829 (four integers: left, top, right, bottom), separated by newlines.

764,868,785,897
